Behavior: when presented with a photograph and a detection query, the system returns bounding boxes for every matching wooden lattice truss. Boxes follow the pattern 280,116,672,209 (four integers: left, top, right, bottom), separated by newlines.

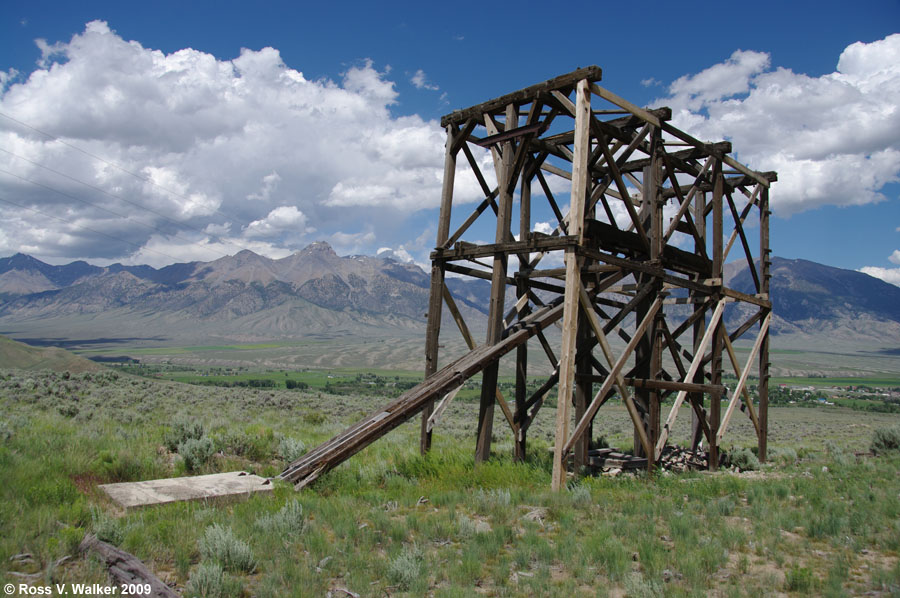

419,66,776,489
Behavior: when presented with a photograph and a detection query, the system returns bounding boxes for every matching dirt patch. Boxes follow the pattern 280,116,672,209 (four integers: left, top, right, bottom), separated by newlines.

71,472,105,495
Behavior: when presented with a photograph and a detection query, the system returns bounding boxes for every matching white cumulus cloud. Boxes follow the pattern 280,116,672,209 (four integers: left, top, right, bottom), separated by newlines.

658,35,900,216
0,21,489,264
244,205,309,238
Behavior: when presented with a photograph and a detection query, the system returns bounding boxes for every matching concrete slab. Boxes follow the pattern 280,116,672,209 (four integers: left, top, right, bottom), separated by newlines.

100,471,272,509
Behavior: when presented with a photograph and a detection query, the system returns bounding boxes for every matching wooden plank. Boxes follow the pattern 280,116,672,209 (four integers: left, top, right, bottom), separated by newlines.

758,186,771,462
589,83,661,127
552,78,591,491
420,124,459,453
709,162,725,469
577,246,713,295
433,235,579,261
575,374,726,395
442,66,602,127
79,535,179,598
426,386,463,432
476,103,517,463
515,168,532,460
442,286,476,349
473,120,549,147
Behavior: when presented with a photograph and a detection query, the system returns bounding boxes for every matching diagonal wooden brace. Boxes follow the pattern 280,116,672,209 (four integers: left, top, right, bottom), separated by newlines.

717,312,771,441
655,298,727,459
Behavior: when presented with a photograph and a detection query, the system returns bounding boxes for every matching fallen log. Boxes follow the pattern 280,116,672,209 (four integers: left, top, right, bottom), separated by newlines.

79,533,179,598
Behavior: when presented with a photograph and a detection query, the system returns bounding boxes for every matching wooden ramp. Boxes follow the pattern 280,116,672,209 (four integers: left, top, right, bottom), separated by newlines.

278,299,564,487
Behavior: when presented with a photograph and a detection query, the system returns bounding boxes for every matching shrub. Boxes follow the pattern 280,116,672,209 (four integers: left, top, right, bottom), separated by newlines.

729,447,760,471
184,562,242,598
474,488,511,509
388,544,424,591
277,436,306,463
215,430,271,461
871,425,900,455
254,499,307,537
824,440,852,466
769,447,798,464
567,482,592,506
95,450,146,482
179,437,216,472
165,417,205,452
91,508,123,546
302,411,327,426
785,565,816,593
199,524,256,573
624,572,664,598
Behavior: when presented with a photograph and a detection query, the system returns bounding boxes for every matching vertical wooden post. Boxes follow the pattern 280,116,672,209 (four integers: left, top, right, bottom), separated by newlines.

552,79,590,491
647,129,663,468
476,105,517,463
709,160,724,470
691,189,707,451
420,125,457,454
514,168,532,462
758,186,770,462
574,310,591,471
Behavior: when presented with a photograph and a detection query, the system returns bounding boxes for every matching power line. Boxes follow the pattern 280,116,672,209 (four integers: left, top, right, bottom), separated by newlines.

0,194,188,264
0,110,254,228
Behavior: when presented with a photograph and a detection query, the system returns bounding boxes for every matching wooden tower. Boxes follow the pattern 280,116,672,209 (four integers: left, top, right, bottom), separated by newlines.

280,66,774,491
419,66,775,489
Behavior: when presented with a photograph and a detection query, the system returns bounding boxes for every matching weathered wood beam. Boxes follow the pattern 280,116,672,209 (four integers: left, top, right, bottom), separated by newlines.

758,187,771,462
433,235,579,262
552,78,592,491
473,120,549,148
575,375,726,395
79,534,179,598
442,66,602,127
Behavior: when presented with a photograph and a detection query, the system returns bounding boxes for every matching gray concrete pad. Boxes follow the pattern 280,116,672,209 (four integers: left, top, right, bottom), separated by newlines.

100,471,272,508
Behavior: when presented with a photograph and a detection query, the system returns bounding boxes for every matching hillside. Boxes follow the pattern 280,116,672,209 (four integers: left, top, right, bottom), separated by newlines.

0,334,104,372
725,257,900,347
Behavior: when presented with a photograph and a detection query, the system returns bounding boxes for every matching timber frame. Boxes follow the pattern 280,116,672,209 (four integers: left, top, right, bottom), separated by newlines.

420,66,776,489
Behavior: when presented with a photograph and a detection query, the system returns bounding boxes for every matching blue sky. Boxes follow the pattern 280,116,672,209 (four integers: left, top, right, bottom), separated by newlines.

0,0,898,282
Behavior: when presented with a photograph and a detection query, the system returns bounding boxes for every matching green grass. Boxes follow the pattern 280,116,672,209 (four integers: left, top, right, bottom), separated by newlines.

2,367,900,596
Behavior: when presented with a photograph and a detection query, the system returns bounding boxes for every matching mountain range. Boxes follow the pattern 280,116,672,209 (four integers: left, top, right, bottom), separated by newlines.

1,244,899,350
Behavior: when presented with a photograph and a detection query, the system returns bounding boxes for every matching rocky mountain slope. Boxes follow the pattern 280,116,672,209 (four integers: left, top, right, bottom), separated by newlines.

1,247,899,349
0,243,490,342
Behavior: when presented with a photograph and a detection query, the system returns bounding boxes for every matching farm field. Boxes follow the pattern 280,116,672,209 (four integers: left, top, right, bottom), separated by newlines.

1,367,899,597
